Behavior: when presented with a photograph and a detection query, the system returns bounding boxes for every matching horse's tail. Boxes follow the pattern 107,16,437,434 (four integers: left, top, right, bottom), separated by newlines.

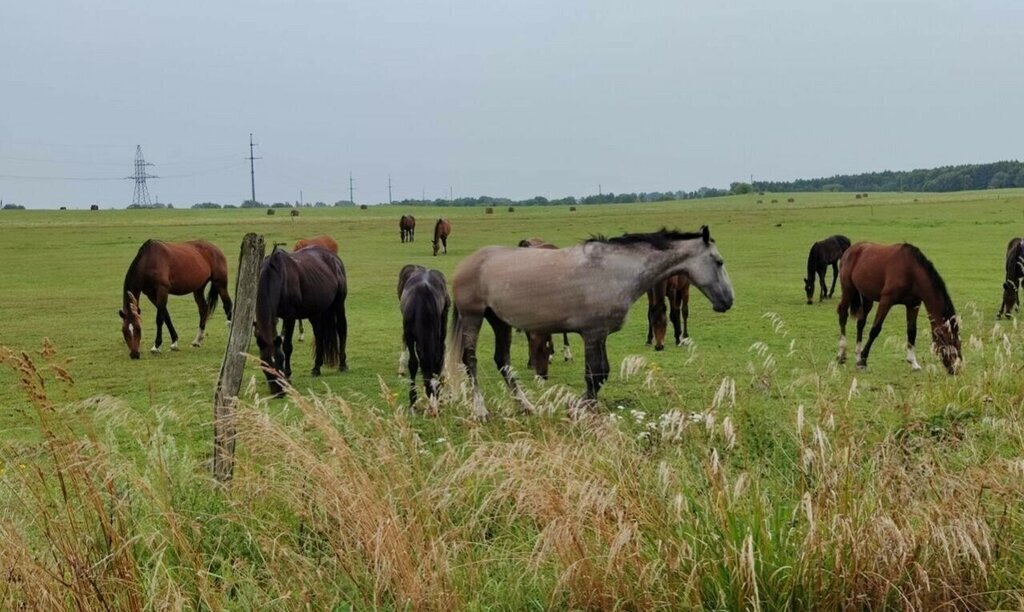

314,296,342,369
206,281,219,316
443,305,464,387
412,290,446,379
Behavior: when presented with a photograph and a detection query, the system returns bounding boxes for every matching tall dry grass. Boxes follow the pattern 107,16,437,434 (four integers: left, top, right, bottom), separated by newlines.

2,307,1024,610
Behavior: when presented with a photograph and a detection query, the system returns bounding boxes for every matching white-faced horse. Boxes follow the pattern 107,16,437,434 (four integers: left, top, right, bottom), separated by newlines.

446,227,734,418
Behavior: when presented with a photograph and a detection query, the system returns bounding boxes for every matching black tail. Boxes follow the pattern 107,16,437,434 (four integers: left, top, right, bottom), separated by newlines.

412,291,447,380
206,281,220,317
314,295,343,368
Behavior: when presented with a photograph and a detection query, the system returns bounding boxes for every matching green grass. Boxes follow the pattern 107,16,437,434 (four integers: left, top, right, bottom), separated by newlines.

2,191,1024,608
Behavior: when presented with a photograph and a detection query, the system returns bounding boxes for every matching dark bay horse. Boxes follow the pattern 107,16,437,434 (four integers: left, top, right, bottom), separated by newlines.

400,215,416,243
293,235,339,342
119,239,233,359
646,273,691,350
998,237,1024,318
837,242,961,374
804,235,851,304
255,246,348,396
447,227,734,419
396,264,450,407
432,219,451,256
517,238,572,378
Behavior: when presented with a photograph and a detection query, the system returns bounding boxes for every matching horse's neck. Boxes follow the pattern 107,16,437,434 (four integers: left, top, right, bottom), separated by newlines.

914,268,952,327
596,242,699,304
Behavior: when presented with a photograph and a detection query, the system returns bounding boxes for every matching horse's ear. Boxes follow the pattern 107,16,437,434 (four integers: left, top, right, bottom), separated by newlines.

118,309,125,319
701,225,710,245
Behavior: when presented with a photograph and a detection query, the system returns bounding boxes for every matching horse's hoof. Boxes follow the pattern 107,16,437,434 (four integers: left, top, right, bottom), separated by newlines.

170,342,180,351
837,356,846,364
191,341,202,348
856,361,867,370
654,344,664,352
339,365,348,372
150,347,161,354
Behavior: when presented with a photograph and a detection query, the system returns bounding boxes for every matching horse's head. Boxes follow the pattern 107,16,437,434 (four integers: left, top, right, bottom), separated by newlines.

118,292,142,359
932,316,962,375
527,332,555,380
254,325,287,396
804,277,815,304
678,226,734,313
1000,279,1018,318
432,238,441,256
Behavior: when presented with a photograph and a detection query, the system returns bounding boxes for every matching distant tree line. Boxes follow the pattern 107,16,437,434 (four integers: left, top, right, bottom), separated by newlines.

389,188,728,208
752,160,1024,193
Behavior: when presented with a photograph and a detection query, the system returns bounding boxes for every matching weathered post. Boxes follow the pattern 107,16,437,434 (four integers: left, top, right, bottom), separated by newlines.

213,232,265,484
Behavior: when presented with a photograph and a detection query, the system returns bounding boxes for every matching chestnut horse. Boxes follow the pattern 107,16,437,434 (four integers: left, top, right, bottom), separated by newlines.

400,215,416,243
447,227,733,419
432,219,451,256
837,242,961,374
804,234,851,304
119,239,233,359
293,235,339,341
997,237,1024,318
646,273,691,350
517,238,572,379
255,246,348,396
396,264,450,407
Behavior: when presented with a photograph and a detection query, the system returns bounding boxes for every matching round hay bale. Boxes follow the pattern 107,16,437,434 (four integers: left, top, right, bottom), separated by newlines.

855,194,862,199
90,204,99,211
569,206,577,212
360,204,368,210
485,207,494,214
771,199,778,204
787,197,795,203
508,206,515,212
290,209,300,217
267,208,275,215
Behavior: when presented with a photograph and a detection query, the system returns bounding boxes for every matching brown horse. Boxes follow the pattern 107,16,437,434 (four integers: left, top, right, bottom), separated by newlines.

432,219,451,256
836,242,961,374
294,235,339,341
447,227,733,419
400,215,416,243
804,234,851,304
119,239,233,359
998,237,1024,318
294,235,338,254
517,238,572,378
646,273,691,350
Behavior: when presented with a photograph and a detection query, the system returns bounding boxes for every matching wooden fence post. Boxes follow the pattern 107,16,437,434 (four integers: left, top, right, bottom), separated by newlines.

213,232,265,484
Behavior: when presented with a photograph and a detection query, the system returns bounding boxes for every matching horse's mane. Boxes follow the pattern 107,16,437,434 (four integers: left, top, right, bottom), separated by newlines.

904,244,957,325
1006,238,1024,280
586,228,704,251
122,240,156,309
256,250,289,340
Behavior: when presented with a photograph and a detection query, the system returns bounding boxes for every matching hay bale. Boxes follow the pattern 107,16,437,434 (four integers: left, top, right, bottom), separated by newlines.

569,206,577,212
485,207,494,214
507,206,515,212
360,204,368,210
266,208,275,215
290,209,299,217
756,200,763,204
90,204,99,211
855,194,862,199
787,197,794,203
771,199,778,204
862,193,869,198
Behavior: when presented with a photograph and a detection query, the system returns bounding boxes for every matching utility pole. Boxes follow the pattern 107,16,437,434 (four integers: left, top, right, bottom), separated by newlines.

449,185,453,204
598,183,603,197
247,134,260,205
126,145,157,208
299,190,303,207
422,187,425,203
388,174,393,204
349,172,355,205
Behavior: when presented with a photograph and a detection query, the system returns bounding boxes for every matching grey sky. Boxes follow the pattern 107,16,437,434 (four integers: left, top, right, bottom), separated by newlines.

2,0,1021,208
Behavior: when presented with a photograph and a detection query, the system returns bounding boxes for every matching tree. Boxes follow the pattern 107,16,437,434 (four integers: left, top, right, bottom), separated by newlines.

729,182,753,195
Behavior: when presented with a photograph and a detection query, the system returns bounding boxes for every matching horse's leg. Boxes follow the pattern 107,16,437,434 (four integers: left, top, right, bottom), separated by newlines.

281,318,295,378
818,268,827,302
857,298,894,369
680,283,691,342
668,287,683,346
216,282,233,321
645,289,655,346
562,332,572,361
854,300,874,360
337,301,348,372
297,319,305,342
152,303,164,354
405,334,419,407
581,333,609,408
192,289,209,347
905,304,922,371
162,298,180,351
309,318,324,377
646,286,667,350
485,310,531,414
837,292,851,363
458,313,487,419
398,345,409,375
828,262,840,298
442,236,448,254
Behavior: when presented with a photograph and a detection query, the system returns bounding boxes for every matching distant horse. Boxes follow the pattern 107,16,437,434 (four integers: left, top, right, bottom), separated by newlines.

447,227,734,418
646,273,691,350
432,219,451,256
400,215,416,243
997,237,1024,318
293,235,339,342
836,242,961,374
804,235,851,304
119,239,233,359
255,246,348,396
517,238,572,378
395,264,450,407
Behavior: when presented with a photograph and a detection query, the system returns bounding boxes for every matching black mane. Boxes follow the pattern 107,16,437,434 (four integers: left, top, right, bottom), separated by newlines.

903,244,957,324
122,240,156,308
585,228,705,251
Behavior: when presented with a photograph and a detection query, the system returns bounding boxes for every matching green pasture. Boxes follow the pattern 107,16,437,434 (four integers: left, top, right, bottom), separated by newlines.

1,190,1022,446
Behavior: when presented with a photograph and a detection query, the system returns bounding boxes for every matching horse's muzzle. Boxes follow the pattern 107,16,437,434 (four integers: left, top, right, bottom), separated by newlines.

129,351,140,360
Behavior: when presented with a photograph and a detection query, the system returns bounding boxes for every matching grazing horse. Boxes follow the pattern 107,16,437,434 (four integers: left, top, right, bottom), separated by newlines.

255,246,348,396
645,273,691,350
293,235,339,342
836,242,961,374
432,219,451,256
119,239,233,359
517,238,572,378
395,264,450,407
447,227,734,419
400,215,416,243
804,235,851,304
998,237,1024,318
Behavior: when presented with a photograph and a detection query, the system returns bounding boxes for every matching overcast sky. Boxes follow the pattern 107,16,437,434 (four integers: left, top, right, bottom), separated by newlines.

2,0,1021,208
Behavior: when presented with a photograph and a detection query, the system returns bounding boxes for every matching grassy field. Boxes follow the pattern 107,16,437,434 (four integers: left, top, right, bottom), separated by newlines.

2,191,1024,608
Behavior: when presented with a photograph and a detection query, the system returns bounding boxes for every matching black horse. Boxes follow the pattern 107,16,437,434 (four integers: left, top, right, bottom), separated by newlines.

397,264,450,406
804,234,851,304
400,215,416,243
998,237,1024,318
255,246,348,396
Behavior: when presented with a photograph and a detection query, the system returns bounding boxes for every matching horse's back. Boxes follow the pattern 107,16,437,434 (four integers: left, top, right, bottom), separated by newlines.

295,235,338,254
841,242,915,299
